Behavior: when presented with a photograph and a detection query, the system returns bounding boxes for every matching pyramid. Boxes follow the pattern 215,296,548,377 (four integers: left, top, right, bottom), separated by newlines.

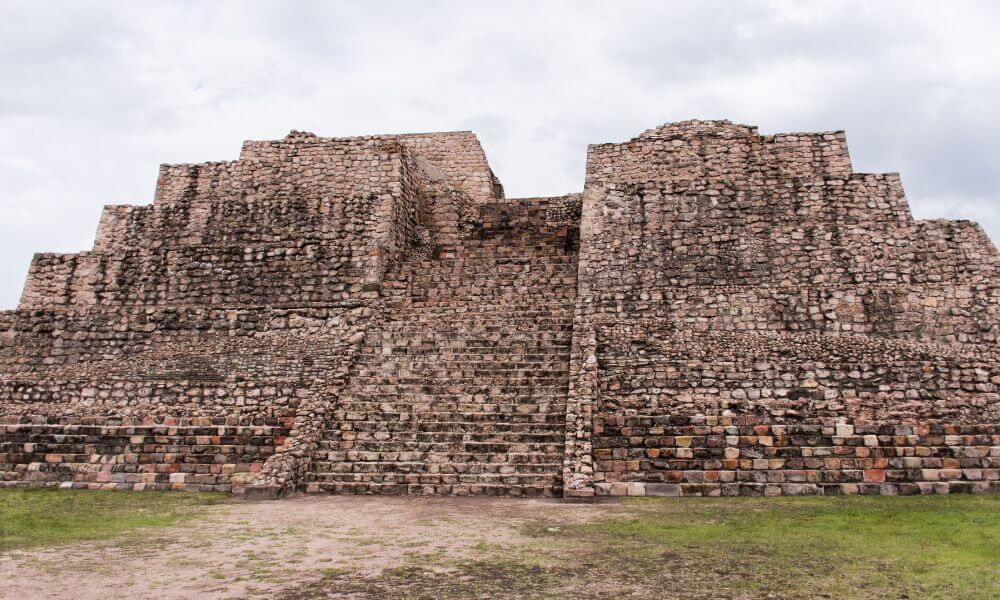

2,121,997,498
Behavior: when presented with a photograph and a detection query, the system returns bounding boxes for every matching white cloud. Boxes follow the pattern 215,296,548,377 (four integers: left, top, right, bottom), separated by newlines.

1,0,998,308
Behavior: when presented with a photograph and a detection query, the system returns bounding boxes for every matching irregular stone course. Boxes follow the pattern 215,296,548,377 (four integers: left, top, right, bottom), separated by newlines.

0,422,289,492
1,119,997,497
592,415,1000,497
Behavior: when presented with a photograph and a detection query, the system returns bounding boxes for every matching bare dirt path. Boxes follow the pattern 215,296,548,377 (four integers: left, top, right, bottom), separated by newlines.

0,495,624,600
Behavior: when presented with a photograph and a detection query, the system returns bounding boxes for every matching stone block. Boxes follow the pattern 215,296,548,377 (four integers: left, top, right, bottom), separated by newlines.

645,483,681,497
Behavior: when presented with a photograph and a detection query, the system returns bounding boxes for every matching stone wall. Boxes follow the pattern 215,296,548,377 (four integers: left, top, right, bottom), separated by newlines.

2,120,998,497
563,120,999,497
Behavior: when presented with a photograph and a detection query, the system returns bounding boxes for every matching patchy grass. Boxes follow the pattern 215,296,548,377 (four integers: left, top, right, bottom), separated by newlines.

566,495,1000,599
279,495,1000,600
0,488,226,552
3,492,996,598
279,558,566,600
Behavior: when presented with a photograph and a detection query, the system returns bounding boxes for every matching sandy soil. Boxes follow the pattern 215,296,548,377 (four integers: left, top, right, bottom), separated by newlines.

0,495,623,600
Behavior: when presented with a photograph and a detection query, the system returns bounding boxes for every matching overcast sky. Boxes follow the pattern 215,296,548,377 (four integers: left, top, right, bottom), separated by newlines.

2,0,998,309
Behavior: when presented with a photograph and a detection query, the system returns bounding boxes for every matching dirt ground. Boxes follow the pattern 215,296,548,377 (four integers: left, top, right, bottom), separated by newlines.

0,495,624,600
4,493,996,599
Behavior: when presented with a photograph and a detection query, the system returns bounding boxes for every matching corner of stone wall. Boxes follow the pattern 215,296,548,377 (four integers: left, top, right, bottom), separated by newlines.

559,181,608,499
18,253,74,309
561,312,598,498
0,310,15,339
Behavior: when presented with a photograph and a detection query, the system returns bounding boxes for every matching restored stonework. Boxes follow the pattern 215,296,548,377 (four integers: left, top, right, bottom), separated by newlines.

2,120,998,498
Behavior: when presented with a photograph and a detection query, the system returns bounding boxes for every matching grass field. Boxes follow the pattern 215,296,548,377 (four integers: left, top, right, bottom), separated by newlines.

1,490,997,599
0,488,226,552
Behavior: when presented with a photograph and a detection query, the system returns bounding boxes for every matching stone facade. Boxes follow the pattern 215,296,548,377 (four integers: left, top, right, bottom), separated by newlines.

2,120,997,498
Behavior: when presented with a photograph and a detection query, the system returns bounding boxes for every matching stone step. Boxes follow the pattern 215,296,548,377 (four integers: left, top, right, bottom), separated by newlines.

330,410,566,420
339,397,567,407
358,345,570,354
395,265,576,276
420,238,572,248
352,351,571,361
348,372,569,381
354,347,570,355
341,389,568,400
379,308,574,319
396,296,575,306
319,430,563,443
375,321,573,331
348,368,569,378
396,282,575,291
330,420,565,433
345,377,570,386
317,446,563,459
377,297,575,308
365,336,573,345
312,451,562,464
348,375,569,384
390,300,574,311
305,472,560,487
317,439,564,452
395,251,575,262
399,285,575,294
349,362,570,372
358,350,570,358
336,400,567,412
376,321,574,331
338,390,569,398
395,265,574,275
322,415,567,429
360,332,573,340
334,413,565,424
322,440,561,453
360,341,572,350
314,453,563,466
400,280,575,289
352,358,570,367
399,279,576,289
345,379,569,389
381,308,573,317
308,461,561,474
363,330,572,338
383,278,577,290
352,350,571,357
303,480,560,496
401,279,576,290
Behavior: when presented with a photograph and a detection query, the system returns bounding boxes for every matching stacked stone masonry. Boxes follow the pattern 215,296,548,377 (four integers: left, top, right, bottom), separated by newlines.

2,120,997,498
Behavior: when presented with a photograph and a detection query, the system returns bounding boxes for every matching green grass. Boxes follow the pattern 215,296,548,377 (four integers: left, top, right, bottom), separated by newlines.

574,495,1000,599
0,488,226,552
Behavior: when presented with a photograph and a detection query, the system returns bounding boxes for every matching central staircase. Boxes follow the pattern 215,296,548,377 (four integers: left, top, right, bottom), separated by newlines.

305,198,579,495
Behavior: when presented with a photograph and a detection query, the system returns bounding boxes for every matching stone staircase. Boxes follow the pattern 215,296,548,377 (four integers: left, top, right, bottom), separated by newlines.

304,199,578,495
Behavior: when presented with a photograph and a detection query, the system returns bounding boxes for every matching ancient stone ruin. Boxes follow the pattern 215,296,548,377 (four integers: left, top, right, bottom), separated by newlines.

2,120,998,498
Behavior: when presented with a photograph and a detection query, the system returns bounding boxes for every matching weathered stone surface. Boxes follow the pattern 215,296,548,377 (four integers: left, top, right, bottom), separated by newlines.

1,120,998,497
